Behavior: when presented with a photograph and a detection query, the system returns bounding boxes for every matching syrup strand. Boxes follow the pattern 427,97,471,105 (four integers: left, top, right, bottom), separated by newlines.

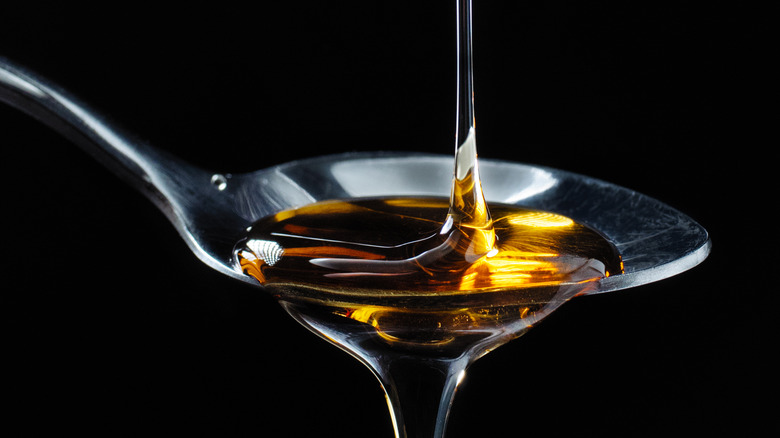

375,4,487,438
454,0,476,152
449,0,496,260
232,2,623,437
353,4,486,437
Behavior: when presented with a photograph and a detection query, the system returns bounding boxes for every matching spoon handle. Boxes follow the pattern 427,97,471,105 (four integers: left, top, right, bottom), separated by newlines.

0,57,207,211
0,57,258,282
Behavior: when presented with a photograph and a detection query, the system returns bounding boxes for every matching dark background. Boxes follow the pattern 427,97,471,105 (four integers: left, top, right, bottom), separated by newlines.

1,2,774,437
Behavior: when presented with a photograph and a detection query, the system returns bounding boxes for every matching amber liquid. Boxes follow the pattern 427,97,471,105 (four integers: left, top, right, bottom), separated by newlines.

235,191,622,352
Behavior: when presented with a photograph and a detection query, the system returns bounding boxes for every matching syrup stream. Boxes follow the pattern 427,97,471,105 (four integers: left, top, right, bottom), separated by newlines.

232,2,621,437
448,0,496,262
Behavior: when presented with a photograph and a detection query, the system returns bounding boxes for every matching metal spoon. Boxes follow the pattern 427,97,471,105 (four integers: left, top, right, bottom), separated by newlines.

0,57,710,295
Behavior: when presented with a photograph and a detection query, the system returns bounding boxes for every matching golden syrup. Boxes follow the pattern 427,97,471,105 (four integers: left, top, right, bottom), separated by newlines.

235,196,622,349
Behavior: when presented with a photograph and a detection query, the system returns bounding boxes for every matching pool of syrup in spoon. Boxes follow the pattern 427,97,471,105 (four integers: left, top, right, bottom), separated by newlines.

234,165,622,348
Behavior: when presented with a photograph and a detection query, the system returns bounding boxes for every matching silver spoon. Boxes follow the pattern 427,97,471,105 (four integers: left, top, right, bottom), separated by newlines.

0,57,710,297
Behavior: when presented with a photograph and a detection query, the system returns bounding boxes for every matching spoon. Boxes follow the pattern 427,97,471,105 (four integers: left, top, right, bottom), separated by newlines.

0,56,710,297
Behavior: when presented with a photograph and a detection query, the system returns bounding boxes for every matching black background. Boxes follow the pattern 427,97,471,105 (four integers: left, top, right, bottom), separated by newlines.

1,2,774,437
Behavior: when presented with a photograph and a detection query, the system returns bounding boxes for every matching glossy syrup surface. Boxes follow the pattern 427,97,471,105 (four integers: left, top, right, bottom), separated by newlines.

235,195,622,348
